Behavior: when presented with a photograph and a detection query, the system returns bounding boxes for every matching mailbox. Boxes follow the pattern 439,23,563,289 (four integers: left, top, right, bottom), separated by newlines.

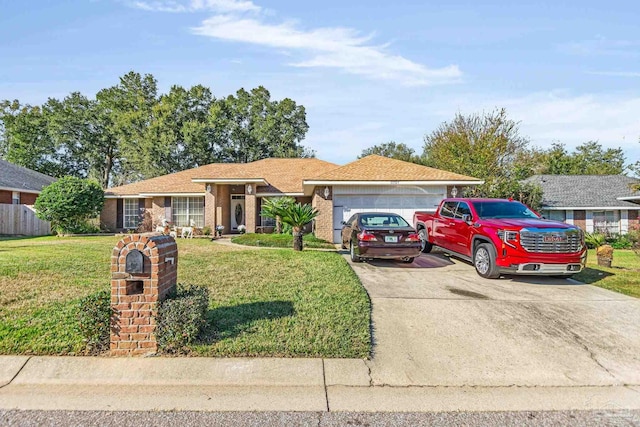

125,249,144,274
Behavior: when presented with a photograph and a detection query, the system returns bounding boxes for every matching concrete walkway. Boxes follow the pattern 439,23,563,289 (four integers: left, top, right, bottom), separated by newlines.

1,354,639,412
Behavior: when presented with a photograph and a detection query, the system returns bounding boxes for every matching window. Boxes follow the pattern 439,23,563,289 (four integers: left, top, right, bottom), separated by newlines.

172,197,204,227
359,214,410,228
472,201,539,219
593,211,619,234
12,192,19,205
123,199,139,229
454,202,471,219
440,201,458,218
543,210,566,222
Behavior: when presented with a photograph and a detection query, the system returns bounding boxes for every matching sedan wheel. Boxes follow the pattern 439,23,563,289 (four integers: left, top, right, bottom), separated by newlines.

350,240,362,263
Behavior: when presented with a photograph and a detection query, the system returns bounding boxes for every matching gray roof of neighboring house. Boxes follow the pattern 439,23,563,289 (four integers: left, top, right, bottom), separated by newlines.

0,159,57,193
524,175,640,209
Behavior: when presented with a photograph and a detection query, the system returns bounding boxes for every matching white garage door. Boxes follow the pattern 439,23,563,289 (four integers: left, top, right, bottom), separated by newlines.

332,185,446,243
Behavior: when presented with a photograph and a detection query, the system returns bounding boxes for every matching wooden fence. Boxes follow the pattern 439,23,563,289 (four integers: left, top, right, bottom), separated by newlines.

0,204,51,236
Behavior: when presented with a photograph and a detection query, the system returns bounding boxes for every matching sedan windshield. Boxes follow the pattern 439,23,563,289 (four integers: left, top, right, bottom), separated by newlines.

472,201,539,219
359,214,411,228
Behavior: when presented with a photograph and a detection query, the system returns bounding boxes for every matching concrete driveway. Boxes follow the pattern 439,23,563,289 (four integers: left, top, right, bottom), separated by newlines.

347,252,640,389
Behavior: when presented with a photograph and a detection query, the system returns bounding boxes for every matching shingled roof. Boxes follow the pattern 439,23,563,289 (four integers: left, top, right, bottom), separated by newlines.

524,175,640,208
105,158,339,196
0,159,56,193
307,155,482,182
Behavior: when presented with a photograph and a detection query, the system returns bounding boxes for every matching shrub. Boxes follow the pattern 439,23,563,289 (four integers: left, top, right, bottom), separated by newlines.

34,176,104,235
77,290,111,354
156,284,210,353
202,226,211,236
585,232,606,249
607,234,632,249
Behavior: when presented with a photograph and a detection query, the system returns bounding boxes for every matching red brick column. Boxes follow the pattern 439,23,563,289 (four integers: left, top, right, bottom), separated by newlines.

110,235,177,356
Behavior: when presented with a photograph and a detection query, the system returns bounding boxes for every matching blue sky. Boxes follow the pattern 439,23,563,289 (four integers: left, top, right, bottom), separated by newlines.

2,0,639,166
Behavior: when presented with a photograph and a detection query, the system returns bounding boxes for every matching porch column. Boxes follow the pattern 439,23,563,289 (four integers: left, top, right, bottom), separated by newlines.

204,184,216,230
245,184,257,233
312,185,334,242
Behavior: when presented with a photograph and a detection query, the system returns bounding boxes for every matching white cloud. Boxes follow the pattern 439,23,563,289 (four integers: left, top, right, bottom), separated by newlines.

130,0,260,13
587,71,640,78
559,37,640,57
191,15,461,86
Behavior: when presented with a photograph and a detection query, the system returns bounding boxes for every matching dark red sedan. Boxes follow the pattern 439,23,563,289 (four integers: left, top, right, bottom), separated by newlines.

341,212,422,263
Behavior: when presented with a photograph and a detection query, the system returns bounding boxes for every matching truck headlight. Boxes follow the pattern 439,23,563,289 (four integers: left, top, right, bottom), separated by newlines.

497,229,519,248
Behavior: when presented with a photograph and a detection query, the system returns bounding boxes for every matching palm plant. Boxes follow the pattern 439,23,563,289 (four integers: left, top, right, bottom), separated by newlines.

260,197,295,234
278,203,319,251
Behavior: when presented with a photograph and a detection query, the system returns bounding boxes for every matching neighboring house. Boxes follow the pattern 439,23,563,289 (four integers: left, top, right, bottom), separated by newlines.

101,155,483,243
0,159,56,205
524,175,640,234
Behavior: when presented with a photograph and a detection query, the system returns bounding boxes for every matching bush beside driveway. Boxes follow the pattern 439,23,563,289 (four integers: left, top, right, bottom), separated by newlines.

0,236,370,357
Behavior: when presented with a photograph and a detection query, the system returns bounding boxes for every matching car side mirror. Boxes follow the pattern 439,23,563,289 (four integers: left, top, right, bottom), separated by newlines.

462,214,472,224
341,221,347,226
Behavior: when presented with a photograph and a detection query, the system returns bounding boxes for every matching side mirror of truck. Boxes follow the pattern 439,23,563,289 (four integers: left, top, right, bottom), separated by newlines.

462,214,473,224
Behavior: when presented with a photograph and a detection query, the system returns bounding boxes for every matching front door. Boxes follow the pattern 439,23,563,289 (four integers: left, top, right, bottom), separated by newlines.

230,195,246,231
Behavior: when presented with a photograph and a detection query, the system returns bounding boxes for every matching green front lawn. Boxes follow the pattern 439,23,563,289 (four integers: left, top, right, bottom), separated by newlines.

231,233,336,249
0,236,370,357
574,249,640,298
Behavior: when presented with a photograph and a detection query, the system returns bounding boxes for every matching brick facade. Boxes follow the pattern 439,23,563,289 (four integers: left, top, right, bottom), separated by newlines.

0,190,12,204
573,210,586,232
110,235,177,356
0,190,38,205
628,210,640,230
312,186,333,242
101,199,118,231
245,184,256,233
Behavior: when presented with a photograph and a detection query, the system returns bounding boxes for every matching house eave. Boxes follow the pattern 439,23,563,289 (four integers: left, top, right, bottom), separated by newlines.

191,178,268,185
302,180,485,186
0,186,42,194
542,206,640,210
255,192,305,197
105,193,206,198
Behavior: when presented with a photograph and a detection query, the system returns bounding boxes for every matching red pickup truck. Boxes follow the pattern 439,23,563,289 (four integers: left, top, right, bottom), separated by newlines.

413,198,587,278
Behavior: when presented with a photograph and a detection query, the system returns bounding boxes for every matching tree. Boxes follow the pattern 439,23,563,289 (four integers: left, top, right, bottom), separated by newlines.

422,109,529,180
1,73,314,186
359,141,421,163
463,178,544,211
539,141,626,175
422,109,541,203
277,203,319,251
260,196,296,234
0,100,64,176
211,86,312,163
34,177,104,235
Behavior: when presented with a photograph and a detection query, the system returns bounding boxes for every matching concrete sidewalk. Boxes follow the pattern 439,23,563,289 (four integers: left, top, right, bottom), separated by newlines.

1,356,639,412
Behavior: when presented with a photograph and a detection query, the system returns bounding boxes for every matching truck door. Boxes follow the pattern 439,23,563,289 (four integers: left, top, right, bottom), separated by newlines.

451,201,473,257
433,201,458,250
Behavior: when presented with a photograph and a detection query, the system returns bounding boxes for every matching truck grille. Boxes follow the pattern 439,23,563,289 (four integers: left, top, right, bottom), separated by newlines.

520,230,583,253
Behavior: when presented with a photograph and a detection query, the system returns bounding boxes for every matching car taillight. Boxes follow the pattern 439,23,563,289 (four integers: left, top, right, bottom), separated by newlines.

406,233,421,242
357,231,377,241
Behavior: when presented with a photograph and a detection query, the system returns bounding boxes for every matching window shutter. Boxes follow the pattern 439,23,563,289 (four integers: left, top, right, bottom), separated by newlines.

116,199,123,228
164,197,172,222
138,198,145,224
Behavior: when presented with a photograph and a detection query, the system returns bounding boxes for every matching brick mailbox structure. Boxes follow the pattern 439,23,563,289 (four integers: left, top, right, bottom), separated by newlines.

110,234,177,356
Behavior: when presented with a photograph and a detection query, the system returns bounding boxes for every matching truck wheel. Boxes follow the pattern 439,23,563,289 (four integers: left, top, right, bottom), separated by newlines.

350,240,362,263
473,243,500,279
419,229,432,253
